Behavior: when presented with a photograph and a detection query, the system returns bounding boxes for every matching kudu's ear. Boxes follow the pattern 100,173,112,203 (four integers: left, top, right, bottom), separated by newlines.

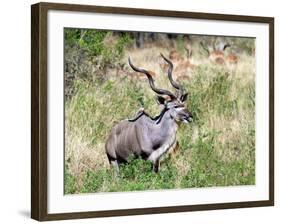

180,93,188,102
157,96,166,105
157,95,172,105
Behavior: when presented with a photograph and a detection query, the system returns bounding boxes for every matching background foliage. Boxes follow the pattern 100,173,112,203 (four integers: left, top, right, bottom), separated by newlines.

64,29,255,194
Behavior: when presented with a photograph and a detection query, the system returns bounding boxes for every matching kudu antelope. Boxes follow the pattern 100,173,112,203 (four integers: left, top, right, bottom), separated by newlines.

105,54,193,173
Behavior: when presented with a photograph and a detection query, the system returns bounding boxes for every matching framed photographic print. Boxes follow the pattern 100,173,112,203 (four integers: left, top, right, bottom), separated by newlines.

31,2,274,221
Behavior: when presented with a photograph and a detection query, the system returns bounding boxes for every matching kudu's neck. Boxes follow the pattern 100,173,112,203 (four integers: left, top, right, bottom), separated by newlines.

156,108,178,134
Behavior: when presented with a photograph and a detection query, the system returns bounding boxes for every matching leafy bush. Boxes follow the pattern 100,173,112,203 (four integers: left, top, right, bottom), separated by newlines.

64,29,133,98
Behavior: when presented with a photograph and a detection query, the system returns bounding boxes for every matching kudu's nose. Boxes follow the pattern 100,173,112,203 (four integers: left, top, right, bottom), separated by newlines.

187,112,193,122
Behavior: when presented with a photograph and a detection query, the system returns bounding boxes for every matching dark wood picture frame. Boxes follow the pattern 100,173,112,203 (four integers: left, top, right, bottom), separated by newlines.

31,2,274,221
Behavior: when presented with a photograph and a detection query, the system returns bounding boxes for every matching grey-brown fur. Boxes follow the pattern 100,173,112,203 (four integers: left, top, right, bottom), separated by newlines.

105,54,192,172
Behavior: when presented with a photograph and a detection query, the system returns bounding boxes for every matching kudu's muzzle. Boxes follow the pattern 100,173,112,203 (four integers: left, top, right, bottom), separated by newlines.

182,111,193,123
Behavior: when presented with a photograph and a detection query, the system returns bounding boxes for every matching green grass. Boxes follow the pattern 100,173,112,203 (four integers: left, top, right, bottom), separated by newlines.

65,157,178,193
64,53,255,193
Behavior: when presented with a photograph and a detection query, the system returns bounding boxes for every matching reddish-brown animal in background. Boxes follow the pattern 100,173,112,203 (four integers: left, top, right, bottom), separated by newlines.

134,70,157,80
200,41,226,65
184,35,193,59
173,61,194,81
200,40,239,66
169,50,184,62
161,50,194,81
226,53,238,64
209,51,225,63
116,65,157,81
214,57,225,65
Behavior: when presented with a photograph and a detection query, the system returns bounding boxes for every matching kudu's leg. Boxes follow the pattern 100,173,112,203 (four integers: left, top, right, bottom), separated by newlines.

106,152,120,176
110,160,119,174
153,159,160,173
148,151,161,173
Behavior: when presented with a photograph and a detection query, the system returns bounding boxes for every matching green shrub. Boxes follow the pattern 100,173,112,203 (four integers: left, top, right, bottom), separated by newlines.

64,29,133,98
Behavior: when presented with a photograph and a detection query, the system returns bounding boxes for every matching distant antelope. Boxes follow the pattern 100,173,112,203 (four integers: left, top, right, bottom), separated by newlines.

200,41,229,65
226,53,238,65
173,61,195,81
160,50,194,81
200,39,238,66
105,54,193,173
169,50,184,62
116,65,157,81
184,35,193,59
168,35,193,61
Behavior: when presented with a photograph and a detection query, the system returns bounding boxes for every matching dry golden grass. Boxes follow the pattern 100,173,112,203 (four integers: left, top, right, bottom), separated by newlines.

65,36,255,193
